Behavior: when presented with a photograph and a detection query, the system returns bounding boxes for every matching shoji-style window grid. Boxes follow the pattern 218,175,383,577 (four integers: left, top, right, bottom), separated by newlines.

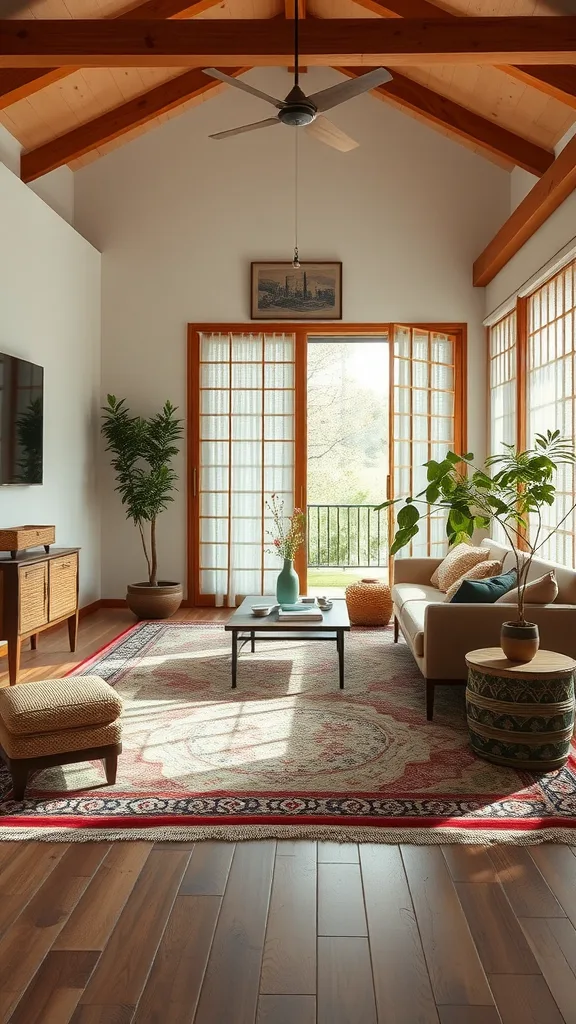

488,310,517,547
392,326,458,557
487,257,576,566
527,262,576,566
196,331,296,605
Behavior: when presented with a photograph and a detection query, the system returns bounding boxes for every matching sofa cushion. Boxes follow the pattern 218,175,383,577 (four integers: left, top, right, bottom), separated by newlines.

400,601,427,658
450,569,517,604
445,559,503,601
392,583,445,611
0,676,122,736
495,570,558,605
430,543,490,592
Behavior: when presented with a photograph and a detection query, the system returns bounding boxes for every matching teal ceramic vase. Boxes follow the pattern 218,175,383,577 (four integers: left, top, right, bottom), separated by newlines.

276,559,299,605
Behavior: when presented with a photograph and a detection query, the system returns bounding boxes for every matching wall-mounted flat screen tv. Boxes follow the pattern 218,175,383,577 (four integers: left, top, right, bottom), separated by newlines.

0,352,44,485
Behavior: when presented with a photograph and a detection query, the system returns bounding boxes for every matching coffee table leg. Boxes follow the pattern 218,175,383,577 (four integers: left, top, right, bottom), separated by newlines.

231,631,238,689
251,631,255,653
337,630,344,689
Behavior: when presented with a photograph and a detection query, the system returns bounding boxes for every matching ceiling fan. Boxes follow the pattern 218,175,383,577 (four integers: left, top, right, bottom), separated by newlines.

202,9,392,152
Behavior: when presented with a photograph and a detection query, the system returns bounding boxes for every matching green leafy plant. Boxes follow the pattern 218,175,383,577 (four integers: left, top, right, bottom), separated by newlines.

16,397,43,484
101,395,183,586
377,430,576,626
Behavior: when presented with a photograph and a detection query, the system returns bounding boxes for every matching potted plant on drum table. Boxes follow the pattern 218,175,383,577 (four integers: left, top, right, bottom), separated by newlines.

101,395,184,619
377,431,576,662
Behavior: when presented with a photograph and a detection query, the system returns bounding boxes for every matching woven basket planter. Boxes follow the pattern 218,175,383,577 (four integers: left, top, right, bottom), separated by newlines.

345,578,392,627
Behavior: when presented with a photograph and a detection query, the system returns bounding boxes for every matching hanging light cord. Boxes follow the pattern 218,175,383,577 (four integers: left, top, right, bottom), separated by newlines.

294,1,299,88
293,130,300,268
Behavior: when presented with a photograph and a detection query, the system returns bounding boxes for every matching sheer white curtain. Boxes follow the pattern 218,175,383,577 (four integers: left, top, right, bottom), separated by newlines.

392,326,456,558
199,331,296,605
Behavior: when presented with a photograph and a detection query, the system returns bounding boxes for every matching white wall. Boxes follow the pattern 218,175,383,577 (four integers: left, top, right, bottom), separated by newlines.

0,124,75,226
486,190,576,315
74,67,510,598
0,161,102,605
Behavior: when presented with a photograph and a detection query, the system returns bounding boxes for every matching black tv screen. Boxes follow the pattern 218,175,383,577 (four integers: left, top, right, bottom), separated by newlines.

0,352,44,485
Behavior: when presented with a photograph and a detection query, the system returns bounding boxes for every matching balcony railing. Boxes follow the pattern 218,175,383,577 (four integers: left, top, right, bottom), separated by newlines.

307,504,388,570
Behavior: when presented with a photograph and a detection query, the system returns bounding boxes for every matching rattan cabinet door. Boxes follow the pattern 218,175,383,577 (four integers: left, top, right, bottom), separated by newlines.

18,562,49,634
49,554,78,621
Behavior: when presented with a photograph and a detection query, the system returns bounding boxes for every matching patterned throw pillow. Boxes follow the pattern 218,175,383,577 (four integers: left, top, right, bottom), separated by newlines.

495,570,558,605
430,543,491,593
444,560,503,601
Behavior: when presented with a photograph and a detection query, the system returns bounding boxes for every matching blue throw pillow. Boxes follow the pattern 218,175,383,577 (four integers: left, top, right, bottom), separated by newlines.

450,569,517,604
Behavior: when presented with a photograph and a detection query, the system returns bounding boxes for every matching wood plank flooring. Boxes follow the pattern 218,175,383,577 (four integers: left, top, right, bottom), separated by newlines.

2,610,576,1023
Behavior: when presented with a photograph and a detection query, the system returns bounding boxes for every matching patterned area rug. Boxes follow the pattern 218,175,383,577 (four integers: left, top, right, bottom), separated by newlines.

1,621,576,842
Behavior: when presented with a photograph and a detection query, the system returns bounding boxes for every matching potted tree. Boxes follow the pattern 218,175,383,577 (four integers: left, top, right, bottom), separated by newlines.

378,431,576,661
102,394,184,619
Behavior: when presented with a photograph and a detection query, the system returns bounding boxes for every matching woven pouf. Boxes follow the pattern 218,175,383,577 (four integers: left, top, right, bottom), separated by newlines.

465,648,576,771
345,577,393,627
0,675,123,800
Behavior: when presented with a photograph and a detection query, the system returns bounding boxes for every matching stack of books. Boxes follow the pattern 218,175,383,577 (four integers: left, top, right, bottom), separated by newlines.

277,602,323,622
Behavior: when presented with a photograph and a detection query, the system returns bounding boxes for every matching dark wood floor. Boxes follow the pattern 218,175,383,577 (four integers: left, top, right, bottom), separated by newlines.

2,611,576,1023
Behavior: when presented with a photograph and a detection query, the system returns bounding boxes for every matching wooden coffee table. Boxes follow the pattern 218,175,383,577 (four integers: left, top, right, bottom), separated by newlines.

225,596,351,689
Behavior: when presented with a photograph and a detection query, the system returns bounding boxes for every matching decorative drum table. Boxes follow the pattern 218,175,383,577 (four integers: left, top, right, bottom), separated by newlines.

465,648,576,771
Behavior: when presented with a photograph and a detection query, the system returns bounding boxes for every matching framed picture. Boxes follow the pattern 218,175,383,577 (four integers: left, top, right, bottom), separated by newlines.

251,261,342,320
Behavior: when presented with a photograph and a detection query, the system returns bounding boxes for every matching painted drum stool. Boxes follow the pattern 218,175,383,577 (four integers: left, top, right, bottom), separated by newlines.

465,648,576,771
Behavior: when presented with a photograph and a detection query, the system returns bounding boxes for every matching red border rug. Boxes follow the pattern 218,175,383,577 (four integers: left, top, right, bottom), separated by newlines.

1,621,575,842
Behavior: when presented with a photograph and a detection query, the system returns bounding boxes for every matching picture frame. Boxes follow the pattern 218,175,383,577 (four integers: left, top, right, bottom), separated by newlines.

251,261,342,320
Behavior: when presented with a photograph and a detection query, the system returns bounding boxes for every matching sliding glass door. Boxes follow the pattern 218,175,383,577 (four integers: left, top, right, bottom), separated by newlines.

390,325,464,558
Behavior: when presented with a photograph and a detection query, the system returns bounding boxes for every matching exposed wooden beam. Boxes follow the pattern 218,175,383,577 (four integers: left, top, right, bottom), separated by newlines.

284,0,306,16
20,66,247,183
352,0,576,109
0,0,222,110
473,135,576,286
2,18,576,69
339,66,554,177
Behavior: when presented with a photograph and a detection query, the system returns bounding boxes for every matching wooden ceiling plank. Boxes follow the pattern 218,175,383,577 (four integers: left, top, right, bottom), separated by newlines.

3,18,576,69
339,65,554,175
0,0,222,110
473,134,576,286
285,0,306,15
352,0,576,109
20,66,247,182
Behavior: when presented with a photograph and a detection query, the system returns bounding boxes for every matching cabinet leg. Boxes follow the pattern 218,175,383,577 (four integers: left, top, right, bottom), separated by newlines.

68,611,79,653
30,633,38,651
7,638,21,686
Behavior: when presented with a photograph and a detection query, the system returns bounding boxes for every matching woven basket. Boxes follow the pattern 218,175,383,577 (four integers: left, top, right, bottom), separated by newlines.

345,578,393,626
0,525,55,554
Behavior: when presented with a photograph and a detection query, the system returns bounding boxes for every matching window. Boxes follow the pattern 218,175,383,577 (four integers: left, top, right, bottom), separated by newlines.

487,257,576,566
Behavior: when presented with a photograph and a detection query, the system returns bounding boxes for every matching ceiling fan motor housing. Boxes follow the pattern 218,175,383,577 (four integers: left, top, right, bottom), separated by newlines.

280,85,317,127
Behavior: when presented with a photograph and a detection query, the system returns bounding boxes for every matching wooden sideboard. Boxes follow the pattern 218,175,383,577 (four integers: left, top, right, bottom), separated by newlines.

0,548,80,685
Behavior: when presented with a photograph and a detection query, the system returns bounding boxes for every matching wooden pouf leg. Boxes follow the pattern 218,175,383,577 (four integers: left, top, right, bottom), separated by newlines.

466,661,575,770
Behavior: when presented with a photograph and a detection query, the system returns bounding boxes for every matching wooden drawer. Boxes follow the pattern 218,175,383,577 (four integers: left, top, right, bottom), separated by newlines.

18,562,48,634
49,554,78,621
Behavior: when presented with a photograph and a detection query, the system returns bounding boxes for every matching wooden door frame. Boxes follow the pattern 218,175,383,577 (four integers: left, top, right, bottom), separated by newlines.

187,322,467,606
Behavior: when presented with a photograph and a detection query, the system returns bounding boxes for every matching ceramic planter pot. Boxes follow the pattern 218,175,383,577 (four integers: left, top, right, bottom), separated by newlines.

126,581,183,620
501,621,540,662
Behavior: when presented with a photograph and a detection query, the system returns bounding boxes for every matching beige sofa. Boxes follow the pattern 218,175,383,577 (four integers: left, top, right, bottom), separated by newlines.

392,539,576,720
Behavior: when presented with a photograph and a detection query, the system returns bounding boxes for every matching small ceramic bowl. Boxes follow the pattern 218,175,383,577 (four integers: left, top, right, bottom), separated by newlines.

252,605,273,617
318,599,333,611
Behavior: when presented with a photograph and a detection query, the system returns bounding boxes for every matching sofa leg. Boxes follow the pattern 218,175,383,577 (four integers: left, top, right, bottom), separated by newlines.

425,679,435,721
393,616,399,643
104,751,118,785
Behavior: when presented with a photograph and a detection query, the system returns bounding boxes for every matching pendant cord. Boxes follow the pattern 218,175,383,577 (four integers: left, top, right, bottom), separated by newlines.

293,131,299,267
294,1,299,87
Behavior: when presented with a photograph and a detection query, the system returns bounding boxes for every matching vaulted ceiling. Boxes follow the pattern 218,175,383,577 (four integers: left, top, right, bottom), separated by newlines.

1,0,575,184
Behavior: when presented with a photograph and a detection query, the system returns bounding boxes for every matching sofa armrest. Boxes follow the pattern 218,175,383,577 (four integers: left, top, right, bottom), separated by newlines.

393,557,443,586
423,603,576,680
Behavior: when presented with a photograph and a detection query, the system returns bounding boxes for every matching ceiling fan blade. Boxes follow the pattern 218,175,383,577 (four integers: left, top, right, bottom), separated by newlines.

209,117,280,141
307,68,393,113
305,116,359,153
203,69,285,110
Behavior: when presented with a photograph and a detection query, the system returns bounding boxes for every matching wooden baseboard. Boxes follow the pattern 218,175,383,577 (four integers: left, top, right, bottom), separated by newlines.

97,598,193,609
